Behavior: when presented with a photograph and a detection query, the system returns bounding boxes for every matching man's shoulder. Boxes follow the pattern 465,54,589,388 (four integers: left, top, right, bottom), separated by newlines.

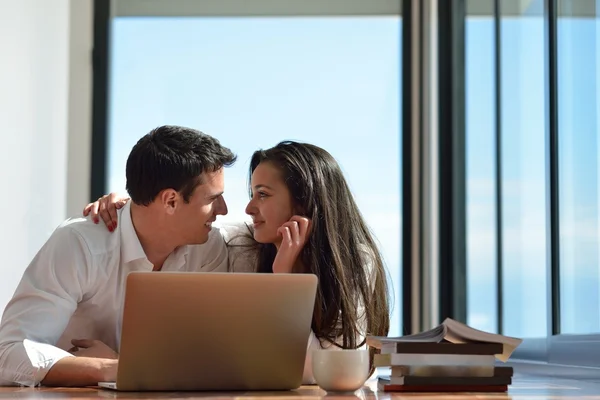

57,215,92,230
53,216,120,256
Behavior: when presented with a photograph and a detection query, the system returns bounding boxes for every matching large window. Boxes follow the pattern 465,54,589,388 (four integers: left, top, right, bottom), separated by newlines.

96,0,600,364
104,3,403,335
499,0,548,339
465,0,498,334
557,0,600,334
466,0,548,339
465,0,600,366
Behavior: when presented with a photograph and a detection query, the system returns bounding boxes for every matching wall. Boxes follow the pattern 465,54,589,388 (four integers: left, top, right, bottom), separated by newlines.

0,0,93,313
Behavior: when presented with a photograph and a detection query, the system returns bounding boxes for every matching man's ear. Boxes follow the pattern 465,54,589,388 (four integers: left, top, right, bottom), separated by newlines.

159,189,179,215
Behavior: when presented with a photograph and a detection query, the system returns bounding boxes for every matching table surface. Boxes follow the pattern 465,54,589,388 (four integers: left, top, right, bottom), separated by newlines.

2,374,600,400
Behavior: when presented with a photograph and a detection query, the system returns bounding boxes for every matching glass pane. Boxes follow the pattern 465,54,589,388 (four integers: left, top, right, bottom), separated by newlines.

500,0,548,338
108,17,403,335
465,1,498,333
557,0,600,334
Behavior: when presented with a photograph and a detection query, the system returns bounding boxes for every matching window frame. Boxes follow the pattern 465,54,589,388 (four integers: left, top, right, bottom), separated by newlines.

112,0,402,17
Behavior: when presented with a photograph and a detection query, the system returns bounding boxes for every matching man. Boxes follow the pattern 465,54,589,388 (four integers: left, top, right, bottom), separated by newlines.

0,125,236,387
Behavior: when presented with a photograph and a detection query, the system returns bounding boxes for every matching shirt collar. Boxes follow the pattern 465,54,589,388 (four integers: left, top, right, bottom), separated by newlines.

119,201,190,270
168,245,190,270
120,201,149,266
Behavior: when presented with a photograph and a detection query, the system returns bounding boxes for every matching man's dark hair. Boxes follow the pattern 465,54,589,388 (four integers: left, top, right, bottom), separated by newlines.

125,125,236,205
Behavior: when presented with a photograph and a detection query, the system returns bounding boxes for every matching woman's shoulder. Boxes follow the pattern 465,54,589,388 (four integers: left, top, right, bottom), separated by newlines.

216,220,258,273
215,220,251,242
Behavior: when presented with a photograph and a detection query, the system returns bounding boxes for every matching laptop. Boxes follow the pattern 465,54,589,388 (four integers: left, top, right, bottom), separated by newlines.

98,272,317,391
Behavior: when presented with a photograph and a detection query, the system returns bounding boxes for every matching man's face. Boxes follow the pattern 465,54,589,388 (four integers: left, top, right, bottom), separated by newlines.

174,168,228,244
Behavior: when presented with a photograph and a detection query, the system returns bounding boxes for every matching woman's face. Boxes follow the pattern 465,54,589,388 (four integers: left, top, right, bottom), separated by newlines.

245,161,295,245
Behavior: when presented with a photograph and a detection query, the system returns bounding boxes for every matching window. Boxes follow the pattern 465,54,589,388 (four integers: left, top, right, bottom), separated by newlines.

499,0,548,339
465,0,548,338
105,2,404,335
464,0,600,367
96,0,600,366
557,0,600,334
466,0,498,334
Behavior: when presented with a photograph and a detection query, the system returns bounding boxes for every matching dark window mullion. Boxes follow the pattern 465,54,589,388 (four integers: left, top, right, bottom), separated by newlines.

402,0,414,334
438,0,467,323
494,0,504,336
544,0,561,337
91,0,111,201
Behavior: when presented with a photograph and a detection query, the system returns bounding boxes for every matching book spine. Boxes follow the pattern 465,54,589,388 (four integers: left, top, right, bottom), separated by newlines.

389,365,495,377
380,343,503,355
385,375,512,386
378,383,508,393
374,353,496,367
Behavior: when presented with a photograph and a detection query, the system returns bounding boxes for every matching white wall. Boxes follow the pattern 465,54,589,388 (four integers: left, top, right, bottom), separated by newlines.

0,0,93,313
66,0,93,217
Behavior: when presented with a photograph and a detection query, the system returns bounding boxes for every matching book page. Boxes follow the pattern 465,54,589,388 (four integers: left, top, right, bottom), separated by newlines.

442,318,523,362
367,325,446,348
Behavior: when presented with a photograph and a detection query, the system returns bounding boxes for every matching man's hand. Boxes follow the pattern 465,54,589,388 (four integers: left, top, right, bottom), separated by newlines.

272,216,311,274
69,339,118,359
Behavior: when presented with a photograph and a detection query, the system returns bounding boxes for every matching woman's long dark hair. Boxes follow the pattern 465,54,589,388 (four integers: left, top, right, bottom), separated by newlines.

239,141,390,373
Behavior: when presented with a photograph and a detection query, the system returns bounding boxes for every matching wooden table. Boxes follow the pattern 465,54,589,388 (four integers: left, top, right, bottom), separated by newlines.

2,375,600,399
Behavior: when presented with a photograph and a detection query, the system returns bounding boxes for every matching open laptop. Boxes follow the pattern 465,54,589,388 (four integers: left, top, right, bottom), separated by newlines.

98,272,317,391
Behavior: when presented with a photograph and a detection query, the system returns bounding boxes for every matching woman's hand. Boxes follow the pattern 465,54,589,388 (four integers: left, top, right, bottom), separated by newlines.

82,193,130,232
272,216,311,273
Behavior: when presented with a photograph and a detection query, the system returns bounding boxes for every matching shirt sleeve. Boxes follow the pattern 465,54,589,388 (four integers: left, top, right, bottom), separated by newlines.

0,226,92,386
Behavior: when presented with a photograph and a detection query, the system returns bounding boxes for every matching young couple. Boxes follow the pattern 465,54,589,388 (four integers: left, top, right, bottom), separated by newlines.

0,125,389,387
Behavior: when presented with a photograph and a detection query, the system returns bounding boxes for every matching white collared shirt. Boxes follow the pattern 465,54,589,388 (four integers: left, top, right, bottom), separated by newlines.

0,202,228,386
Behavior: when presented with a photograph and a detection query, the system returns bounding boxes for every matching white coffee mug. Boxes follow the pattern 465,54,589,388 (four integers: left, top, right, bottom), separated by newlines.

312,349,370,392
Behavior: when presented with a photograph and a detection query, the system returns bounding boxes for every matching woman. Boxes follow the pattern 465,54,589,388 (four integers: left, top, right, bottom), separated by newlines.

84,141,390,383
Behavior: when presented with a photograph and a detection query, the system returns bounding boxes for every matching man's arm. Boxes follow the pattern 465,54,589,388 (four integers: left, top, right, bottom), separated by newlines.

42,357,117,386
0,225,111,386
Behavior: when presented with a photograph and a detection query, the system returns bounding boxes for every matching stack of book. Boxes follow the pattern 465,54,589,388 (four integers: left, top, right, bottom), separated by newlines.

367,318,522,393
